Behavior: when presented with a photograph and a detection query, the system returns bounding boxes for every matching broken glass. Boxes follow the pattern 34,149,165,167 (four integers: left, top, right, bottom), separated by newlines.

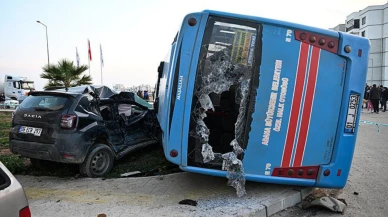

191,50,253,197
187,17,260,197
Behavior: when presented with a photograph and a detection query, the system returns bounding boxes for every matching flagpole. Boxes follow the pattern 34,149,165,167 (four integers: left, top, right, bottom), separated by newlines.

88,39,91,76
100,44,103,85
76,47,80,68
100,44,102,85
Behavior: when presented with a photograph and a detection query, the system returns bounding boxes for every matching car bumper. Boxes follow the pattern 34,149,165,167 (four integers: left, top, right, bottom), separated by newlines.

10,140,86,164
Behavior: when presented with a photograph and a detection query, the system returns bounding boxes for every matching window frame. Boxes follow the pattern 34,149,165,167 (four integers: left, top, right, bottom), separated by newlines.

13,81,20,89
0,167,11,191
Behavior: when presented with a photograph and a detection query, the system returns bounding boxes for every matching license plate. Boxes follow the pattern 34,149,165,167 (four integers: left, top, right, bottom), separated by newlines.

19,126,42,136
345,94,360,133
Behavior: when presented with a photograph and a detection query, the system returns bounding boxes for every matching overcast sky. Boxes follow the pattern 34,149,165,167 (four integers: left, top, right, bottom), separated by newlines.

0,0,386,90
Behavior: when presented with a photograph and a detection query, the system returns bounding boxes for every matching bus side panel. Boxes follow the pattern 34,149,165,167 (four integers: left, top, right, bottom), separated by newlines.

242,24,302,175
157,41,179,158
181,14,209,167
164,13,204,165
317,33,370,188
156,48,172,141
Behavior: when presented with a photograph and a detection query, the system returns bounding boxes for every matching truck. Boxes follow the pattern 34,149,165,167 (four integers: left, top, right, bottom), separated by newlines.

0,74,35,101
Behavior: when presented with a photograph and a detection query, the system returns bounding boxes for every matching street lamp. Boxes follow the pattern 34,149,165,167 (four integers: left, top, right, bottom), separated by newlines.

36,20,50,66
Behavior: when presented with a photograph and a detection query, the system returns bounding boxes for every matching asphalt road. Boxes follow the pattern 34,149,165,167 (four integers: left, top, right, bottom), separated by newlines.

272,110,388,217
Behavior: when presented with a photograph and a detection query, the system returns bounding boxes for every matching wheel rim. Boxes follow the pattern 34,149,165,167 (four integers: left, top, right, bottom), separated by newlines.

90,151,110,176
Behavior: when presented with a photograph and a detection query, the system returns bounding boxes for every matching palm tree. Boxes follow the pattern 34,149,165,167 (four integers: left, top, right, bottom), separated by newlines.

40,59,92,89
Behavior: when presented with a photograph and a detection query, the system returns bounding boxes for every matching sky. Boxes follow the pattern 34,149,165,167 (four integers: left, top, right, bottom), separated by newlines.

0,0,387,90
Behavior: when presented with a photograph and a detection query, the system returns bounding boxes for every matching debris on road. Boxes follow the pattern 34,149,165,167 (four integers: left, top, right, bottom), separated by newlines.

306,188,344,200
120,171,141,177
179,199,198,206
338,198,347,206
354,191,359,195
301,188,347,214
302,196,347,214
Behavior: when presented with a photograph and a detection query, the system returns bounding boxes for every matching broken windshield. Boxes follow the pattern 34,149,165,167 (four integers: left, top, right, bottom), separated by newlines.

187,16,261,197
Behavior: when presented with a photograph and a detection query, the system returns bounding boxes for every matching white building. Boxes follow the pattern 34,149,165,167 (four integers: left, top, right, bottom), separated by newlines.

334,3,388,86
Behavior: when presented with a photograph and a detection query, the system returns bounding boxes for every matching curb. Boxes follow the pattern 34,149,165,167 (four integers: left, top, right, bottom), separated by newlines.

245,187,312,217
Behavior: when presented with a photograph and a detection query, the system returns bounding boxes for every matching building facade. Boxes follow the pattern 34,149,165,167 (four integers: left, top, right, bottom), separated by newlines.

333,3,388,87
330,24,345,32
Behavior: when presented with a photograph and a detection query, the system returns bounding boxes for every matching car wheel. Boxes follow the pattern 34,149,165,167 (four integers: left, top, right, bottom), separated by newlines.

80,144,114,178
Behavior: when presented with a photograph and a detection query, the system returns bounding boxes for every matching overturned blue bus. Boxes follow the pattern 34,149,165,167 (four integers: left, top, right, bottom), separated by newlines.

153,10,370,196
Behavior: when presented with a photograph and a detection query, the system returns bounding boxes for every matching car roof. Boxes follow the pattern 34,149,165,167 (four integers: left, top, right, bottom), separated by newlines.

40,85,117,98
35,85,153,109
30,90,80,98
34,85,110,98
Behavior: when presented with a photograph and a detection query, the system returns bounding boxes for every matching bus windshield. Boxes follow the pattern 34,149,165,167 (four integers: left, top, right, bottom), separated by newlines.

21,82,35,90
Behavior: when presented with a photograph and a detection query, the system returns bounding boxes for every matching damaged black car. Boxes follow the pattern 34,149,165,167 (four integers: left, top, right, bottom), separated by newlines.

9,85,160,177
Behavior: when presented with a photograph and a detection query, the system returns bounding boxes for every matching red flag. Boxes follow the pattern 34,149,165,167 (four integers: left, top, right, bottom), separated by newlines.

88,39,92,61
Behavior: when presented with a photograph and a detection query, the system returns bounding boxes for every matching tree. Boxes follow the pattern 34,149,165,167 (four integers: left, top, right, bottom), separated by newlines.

40,59,92,89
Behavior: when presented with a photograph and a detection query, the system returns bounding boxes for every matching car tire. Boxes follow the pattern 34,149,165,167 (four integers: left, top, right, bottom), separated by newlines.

79,144,115,178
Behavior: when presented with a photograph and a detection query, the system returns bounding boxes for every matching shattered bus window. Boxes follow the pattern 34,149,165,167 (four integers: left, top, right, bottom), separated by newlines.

187,17,261,197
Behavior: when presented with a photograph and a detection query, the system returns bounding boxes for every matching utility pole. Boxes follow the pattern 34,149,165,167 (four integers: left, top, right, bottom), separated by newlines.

36,21,50,66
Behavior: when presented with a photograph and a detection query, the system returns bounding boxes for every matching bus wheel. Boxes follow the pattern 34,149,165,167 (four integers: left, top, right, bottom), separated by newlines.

80,144,114,178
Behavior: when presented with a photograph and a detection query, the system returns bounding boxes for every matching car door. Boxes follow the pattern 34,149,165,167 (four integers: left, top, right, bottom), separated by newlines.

100,101,126,152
